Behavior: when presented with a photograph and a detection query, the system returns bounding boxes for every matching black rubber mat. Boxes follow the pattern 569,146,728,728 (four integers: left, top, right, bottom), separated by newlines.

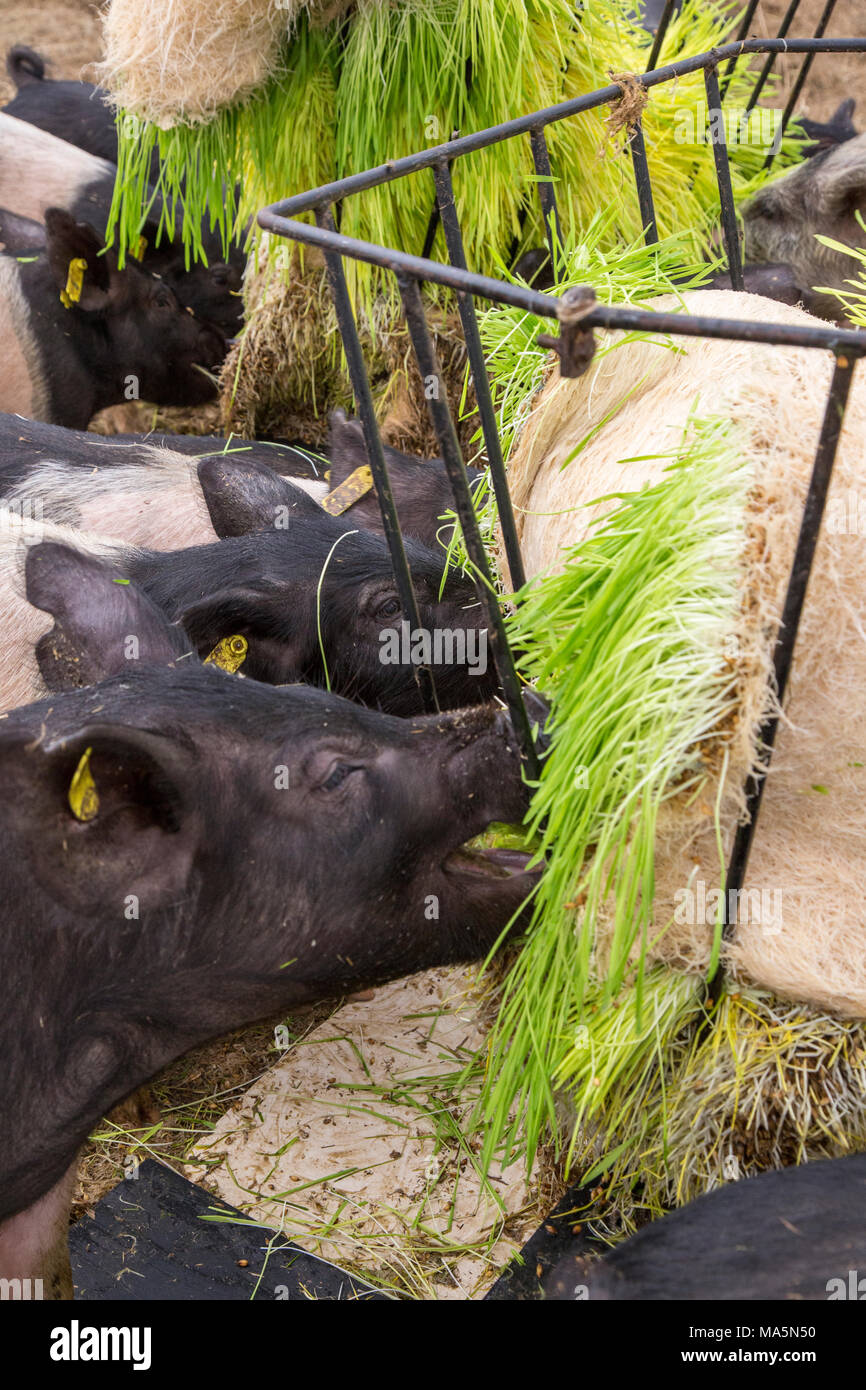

69,1159,388,1301
484,1179,601,1300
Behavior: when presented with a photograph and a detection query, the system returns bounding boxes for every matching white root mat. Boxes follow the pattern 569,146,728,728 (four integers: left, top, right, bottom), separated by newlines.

187,966,545,1299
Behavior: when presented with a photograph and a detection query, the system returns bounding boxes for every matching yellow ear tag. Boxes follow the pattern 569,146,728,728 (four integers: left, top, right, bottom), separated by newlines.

204,633,248,674
59,257,87,310
69,747,99,822
321,464,374,516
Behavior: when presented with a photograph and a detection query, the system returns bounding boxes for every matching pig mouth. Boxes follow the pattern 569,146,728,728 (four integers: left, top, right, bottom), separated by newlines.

441,846,540,882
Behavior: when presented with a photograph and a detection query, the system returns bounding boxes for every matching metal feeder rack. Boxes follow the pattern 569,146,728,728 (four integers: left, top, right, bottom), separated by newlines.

259,14,866,992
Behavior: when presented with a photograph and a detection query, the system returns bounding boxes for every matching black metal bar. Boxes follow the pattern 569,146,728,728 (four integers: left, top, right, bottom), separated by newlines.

261,40,866,223
432,159,527,592
721,0,762,97
314,204,438,714
708,353,858,1000
259,216,866,359
420,196,441,261
704,64,745,293
646,0,679,74
765,0,841,169
397,274,541,778
629,123,660,245
746,0,802,112
529,126,564,284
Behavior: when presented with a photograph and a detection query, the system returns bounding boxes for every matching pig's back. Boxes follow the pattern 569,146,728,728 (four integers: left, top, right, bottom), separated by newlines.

0,112,114,226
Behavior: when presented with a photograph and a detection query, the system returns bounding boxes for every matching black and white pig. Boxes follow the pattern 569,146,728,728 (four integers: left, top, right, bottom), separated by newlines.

0,110,244,334
3,45,158,175
0,207,226,428
542,1155,866,1301
743,133,866,320
0,475,494,714
0,409,475,553
0,539,542,1298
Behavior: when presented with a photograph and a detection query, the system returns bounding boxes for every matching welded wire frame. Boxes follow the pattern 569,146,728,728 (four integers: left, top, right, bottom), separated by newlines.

259,35,866,985
712,0,841,165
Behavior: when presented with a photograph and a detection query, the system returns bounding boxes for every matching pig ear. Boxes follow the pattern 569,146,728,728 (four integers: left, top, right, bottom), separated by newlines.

328,409,370,474
6,722,197,917
196,455,324,538
327,411,458,547
0,207,47,253
817,142,866,217
177,586,315,679
26,542,191,691
832,98,857,137
43,207,111,311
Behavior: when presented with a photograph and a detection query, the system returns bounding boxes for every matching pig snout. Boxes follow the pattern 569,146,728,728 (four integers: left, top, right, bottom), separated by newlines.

192,317,228,373
423,699,538,831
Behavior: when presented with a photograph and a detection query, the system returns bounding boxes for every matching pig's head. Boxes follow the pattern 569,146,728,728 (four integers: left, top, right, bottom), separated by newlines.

0,592,541,1291
175,453,498,713
742,134,866,320
42,207,227,409
326,410,482,551
142,222,246,337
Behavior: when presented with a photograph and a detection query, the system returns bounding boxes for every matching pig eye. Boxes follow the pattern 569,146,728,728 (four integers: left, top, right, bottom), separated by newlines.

375,596,401,621
153,286,175,311
321,763,357,792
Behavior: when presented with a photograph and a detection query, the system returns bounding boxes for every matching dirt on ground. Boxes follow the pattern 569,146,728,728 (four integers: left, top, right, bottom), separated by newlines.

0,0,101,102
1,0,864,1224
755,0,863,122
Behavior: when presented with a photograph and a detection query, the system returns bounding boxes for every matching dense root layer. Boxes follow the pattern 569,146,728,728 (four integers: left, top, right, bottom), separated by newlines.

506,289,866,1019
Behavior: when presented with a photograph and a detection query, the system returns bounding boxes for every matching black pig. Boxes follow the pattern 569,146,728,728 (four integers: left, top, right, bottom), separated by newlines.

0,208,226,428
4,467,494,712
0,106,244,334
124,471,496,712
3,46,140,171
743,133,866,321
0,544,540,1296
0,412,473,556
543,1155,866,1301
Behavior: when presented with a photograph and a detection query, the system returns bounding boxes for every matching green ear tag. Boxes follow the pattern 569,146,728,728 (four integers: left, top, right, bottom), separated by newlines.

204,634,248,674
69,747,99,822
59,257,87,310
